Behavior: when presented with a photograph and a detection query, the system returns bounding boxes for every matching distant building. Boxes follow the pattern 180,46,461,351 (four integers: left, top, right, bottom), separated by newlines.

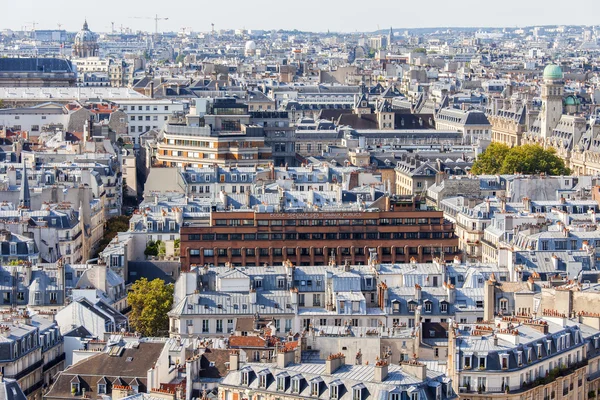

0,58,76,87
72,21,98,58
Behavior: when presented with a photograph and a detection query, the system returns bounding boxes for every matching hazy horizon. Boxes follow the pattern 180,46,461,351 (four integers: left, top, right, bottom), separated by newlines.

4,0,600,33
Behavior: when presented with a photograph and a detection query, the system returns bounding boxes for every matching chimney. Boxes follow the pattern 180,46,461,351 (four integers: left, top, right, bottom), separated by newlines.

484,274,496,321
414,284,422,301
552,254,560,270
276,349,295,368
325,353,345,374
373,360,388,382
523,197,531,211
446,283,456,303
401,360,427,381
229,350,240,371
249,288,257,304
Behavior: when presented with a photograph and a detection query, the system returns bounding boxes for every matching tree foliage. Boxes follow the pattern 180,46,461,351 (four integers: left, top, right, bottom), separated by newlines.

471,143,570,176
128,278,174,337
144,240,162,257
96,215,131,255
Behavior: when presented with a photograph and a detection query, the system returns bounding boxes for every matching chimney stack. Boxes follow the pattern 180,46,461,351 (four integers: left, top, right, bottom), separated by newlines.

229,350,240,371
325,353,345,374
374,360,388,382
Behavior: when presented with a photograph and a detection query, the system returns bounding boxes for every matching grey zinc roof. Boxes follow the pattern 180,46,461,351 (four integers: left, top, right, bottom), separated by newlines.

170,291,295,317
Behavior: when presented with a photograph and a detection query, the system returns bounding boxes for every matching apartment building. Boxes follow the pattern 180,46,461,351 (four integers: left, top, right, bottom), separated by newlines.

180,195,458,270
220,349,456,400
0,313,64,400
448,314,600,399
169,257,504,339
155,99,272,168
114,99,184,144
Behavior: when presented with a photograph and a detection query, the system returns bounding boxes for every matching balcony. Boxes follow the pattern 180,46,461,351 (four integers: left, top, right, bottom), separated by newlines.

43,353,65,372
6,359,43,381
23,380,44,396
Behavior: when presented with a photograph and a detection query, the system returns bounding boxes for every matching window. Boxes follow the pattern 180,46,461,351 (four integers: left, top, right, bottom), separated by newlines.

424,301,432,312
292,378,300,393
330,383,339,399
277,377,286,391
98,384,106,394
241,371,249,385
311,382,320,396
216,320,223,333
202,320,209,333
259,373,267,388
353,388,362,400
313,294,321,307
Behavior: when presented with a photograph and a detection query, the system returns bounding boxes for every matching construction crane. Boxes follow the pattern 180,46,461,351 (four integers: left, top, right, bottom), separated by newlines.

132,14,169,35
26,21,38,32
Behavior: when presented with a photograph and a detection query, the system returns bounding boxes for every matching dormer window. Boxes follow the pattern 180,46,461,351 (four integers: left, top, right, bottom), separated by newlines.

408,301,416,312
277,376,286,391
98,384,106,394
71,383,80,394
352,383,365,400
392,300,400,312
479,356,486,369
311,382,320,396
389,393,400,400
291,376,301,393
329,381,342,400
424,300,432,313
440,302,448,313
499,298,508,313
258,371,268,388
464,355,471,369
517,351,523,366
547,339,552,354
500,354,509,369
241,371,249,385
411,393,419,400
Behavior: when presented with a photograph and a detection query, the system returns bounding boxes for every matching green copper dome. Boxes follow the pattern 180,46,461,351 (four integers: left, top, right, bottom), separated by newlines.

564,95,580,106
543,64,563,80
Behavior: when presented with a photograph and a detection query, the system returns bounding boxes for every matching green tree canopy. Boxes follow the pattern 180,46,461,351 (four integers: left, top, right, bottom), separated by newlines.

144,240,162,257
471,143,570,176
128,278,174,337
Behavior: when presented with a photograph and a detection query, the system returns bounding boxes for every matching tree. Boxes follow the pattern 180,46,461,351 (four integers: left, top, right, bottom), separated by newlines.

96,215,131,255
471,143,570,176
470,143,510,175
144,240,161,257
128,278,174,336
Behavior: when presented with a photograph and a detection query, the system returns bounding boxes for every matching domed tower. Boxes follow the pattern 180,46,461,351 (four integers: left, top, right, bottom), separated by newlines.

540,64,564,142
244,40,256,57
72,20,99,58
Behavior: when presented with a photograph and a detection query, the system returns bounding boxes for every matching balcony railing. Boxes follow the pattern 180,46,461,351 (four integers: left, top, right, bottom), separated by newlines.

23,380,44,396
6,359,43,380
43,353,66,372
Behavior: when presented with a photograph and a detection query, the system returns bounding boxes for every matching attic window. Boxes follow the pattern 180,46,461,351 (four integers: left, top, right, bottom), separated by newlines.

209,361,215,367
126,357,133,362
241,371,249,385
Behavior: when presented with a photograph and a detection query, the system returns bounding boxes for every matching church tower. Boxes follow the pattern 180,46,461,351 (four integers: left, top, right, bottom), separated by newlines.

540,64,564,144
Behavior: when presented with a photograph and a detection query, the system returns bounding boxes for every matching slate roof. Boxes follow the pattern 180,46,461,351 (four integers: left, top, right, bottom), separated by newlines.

0,58,74,73
45,341,164,398
0,378,27,400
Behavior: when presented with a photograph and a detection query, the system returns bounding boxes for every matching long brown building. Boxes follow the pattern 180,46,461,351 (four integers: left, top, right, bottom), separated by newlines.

180,196,459,270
